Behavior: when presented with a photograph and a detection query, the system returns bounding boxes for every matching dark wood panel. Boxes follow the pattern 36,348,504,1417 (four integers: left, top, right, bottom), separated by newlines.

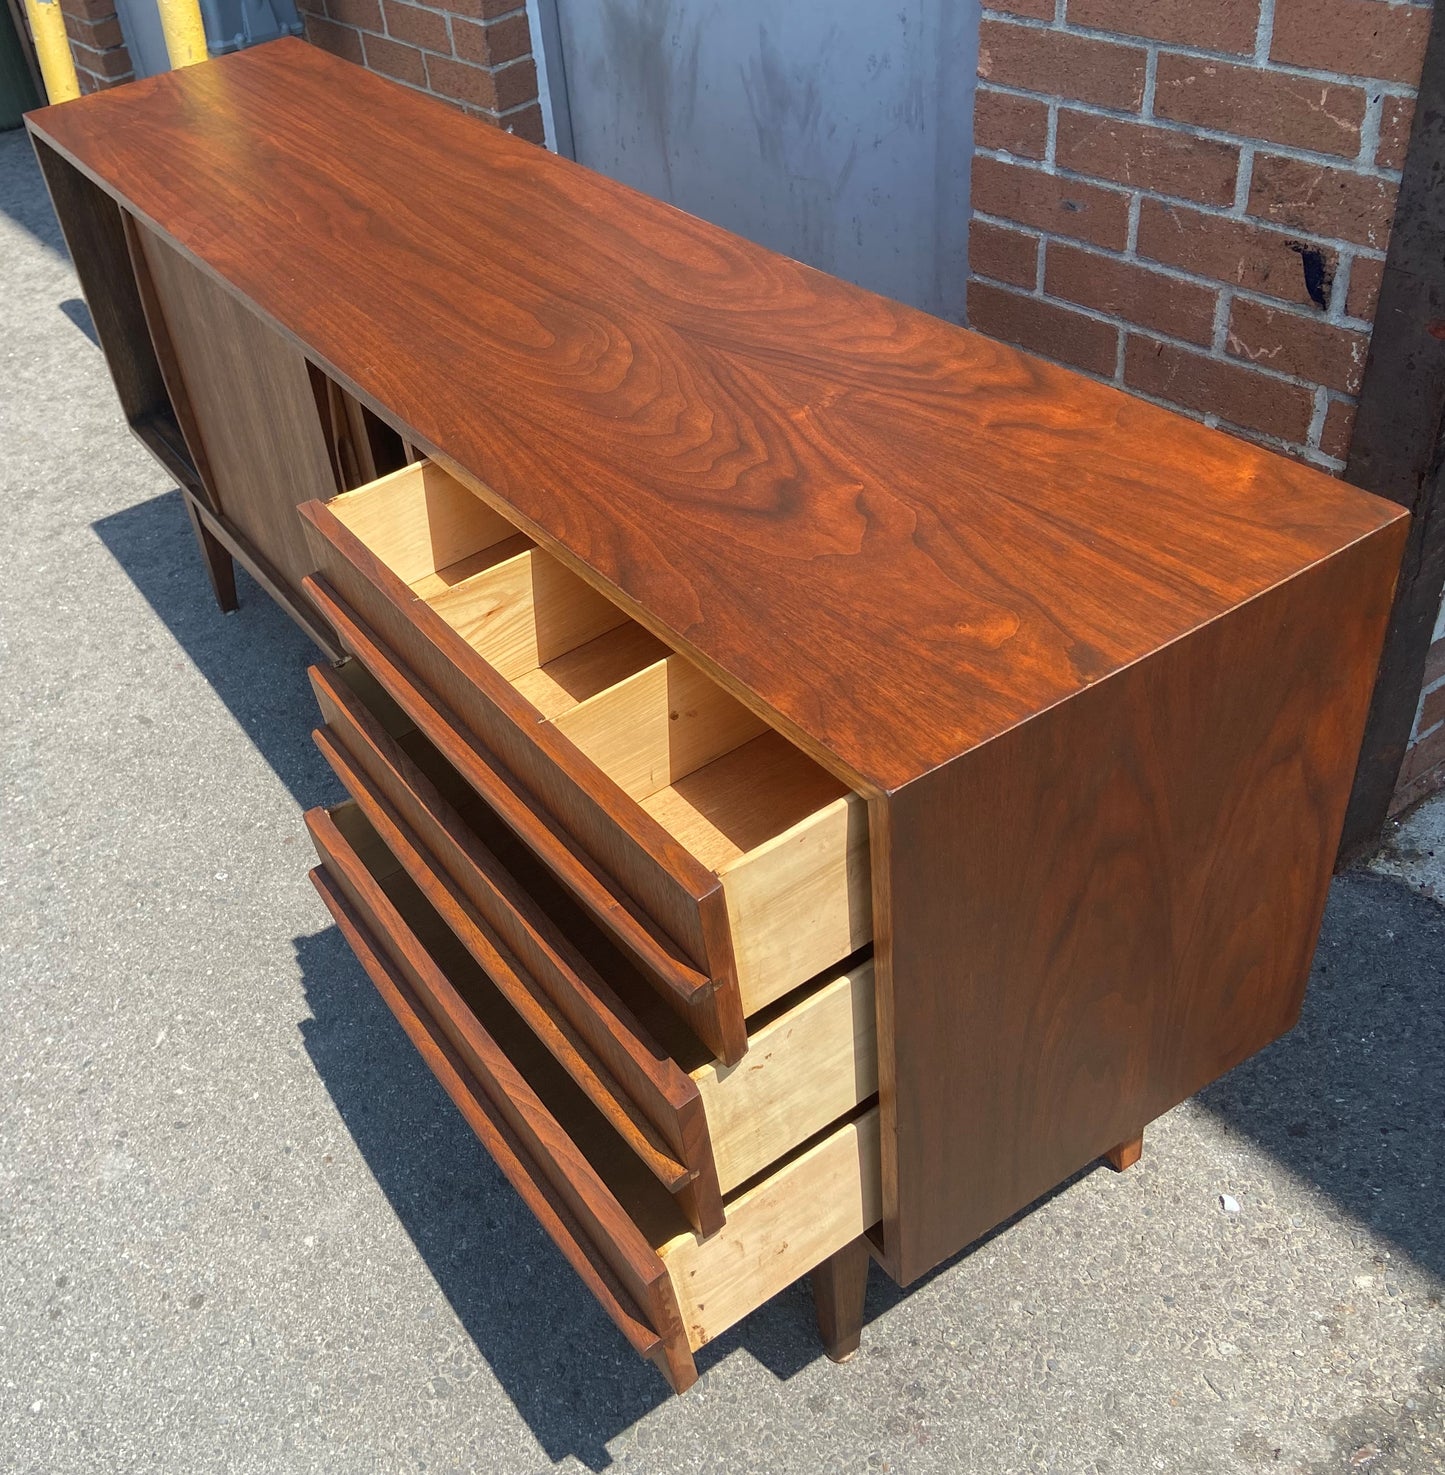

30,138,169,430
132,222,338,604
26,41,1404,795
877,522,1405,1282
1339,2,1445,853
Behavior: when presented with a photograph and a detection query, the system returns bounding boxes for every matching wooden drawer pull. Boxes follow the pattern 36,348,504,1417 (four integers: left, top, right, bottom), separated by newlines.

303,574,739,1043
309,865,667,1365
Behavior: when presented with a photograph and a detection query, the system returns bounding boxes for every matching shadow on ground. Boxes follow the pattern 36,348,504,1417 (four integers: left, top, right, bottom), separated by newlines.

1199,870,1445,1283
288,848,1445,1468
0,127,64,255
292,921,855,1467
59,295,99,347
96,485,1445,1467
92,488,339,809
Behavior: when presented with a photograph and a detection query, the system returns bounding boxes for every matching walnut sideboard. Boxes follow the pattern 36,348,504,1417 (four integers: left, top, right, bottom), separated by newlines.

28,39,1409,1392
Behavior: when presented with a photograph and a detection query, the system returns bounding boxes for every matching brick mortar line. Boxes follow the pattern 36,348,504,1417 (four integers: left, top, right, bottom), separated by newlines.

1232,142,1256,214
368,30,457,61
968,207,1383,328
363,0,531,43
1358,88,1388,169
1327,255,1357,328
974,147,1393,264
1255,0,1277,68
1305,385,1331,452
1211,287,1232,355
975,82,1409,180
372,0,527,18
978,7,1426,95
375,0,525,23
969,273,1360,399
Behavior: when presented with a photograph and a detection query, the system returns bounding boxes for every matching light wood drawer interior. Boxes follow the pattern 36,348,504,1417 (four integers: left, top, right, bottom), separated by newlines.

313,800,881,1363
322,460,873,1014
321,658,880,1196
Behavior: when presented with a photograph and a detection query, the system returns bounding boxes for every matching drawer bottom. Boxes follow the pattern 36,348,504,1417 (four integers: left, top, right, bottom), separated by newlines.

307,800,880,1390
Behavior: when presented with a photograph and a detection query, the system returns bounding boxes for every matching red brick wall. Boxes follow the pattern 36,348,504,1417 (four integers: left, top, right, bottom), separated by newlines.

301,0,542,140
61,0,135,91
968,0,1432,473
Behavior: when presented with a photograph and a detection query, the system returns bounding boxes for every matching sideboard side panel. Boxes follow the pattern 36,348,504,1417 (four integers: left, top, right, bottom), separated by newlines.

879,522,1405,1284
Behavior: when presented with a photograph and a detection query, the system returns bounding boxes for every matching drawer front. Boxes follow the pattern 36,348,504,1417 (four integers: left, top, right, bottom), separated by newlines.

307,800,882,1392
693,960,878,1194
310,658,882,1213
302,570,749,1065
305,804,698,1392
309,662,726,1235
300,504,746,1036
301,463,872,1033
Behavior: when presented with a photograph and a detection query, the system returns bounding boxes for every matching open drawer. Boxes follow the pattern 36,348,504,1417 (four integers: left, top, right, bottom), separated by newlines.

309,657,879,1234
299,460,873,1061
306,800,882,1393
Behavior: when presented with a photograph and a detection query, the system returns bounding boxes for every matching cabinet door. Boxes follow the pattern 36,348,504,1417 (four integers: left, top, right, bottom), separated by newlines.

133,225,338,600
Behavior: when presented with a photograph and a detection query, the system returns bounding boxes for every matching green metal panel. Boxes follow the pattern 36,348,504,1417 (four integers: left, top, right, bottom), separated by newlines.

0,3,41,129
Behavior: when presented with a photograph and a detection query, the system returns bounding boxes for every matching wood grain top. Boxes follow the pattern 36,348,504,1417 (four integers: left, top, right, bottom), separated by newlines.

29,40,1406,792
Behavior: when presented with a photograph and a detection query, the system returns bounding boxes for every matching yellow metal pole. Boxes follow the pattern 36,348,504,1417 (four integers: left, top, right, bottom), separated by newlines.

23,0,80,102
156,0,208,68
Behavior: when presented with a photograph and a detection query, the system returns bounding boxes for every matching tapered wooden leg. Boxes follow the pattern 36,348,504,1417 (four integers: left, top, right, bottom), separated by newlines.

183,494,238,613
812,1236,870,1363
1105,1130,1144,1172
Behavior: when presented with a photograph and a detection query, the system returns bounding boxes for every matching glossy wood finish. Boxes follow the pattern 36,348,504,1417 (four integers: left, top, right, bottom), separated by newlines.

26,41,1402,793
880,530,1404,1278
